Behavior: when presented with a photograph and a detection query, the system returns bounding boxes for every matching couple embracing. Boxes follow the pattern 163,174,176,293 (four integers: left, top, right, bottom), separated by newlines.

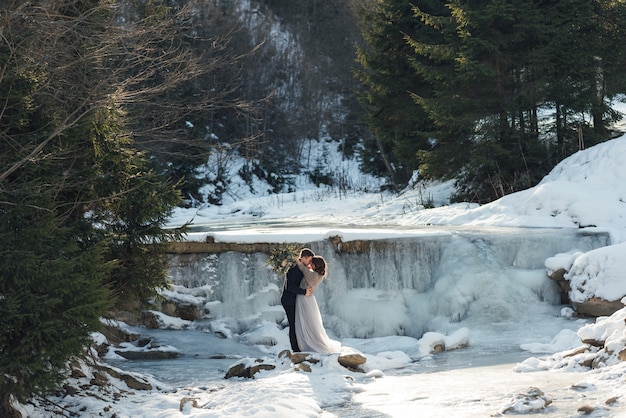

280,248,341,354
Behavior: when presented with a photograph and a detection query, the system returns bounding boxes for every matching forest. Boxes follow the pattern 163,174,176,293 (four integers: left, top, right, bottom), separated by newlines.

2,0,626,416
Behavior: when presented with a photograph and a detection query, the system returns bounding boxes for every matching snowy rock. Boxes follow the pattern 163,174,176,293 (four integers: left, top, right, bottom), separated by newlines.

572,297,625,318
99,323,139,345
498,387,552,414
546,246,626,317
280,350,320,365
294,362,312,372
547,267,571,303
417,328,470,357
161,299,201,321
224,358,276,379
179,397,198,412
98,364,153,390
141,310,192,330
337,353,367,371
114,348,181,360
279,349,364,371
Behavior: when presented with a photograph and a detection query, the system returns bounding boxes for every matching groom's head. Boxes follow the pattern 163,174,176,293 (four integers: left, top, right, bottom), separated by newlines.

299,248,314,265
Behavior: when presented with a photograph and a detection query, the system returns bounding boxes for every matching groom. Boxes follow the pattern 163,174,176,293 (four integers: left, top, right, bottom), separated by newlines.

281,248,314,352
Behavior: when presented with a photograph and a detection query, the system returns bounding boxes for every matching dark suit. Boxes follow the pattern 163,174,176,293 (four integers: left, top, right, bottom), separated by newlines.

281,264,307,352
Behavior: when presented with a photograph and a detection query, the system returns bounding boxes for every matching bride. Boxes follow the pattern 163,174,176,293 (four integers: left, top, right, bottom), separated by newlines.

294,255,341,354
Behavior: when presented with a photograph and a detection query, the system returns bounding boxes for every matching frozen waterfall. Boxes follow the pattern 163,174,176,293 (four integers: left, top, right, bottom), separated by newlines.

166,227,610,339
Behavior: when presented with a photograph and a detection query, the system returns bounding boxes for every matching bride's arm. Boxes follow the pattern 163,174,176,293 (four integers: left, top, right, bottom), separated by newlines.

296,259,323,290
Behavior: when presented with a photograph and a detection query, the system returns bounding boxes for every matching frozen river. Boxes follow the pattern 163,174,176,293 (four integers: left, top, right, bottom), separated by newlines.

99,225,625,417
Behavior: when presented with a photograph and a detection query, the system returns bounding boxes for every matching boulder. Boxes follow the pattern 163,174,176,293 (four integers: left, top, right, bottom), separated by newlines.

277,350,320,365
548,268,571,304
100,323,140,345
499,387,552,414
90,371,109,387
114,349,181,360
224,359,276,379
295,362,312,372
97,365,153,390
141,310,161,329
577,405,597,415
338,353,366,371
572,297,624,318
179,397,199,412
161,300,200,321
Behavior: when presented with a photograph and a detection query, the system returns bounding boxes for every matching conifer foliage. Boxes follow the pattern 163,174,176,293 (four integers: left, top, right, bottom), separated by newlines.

357,0,626,201
354,0,440,188
0,1,239,415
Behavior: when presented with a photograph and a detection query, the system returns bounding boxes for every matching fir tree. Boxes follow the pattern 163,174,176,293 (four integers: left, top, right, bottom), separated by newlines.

354,0,440,188
0,1,203,415
0,38,110,415
407,0,626,202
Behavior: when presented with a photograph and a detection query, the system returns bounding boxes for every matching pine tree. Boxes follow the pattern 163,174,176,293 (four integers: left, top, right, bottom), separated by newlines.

535,0,626,159
0,35,110,415
90,107,182,306
0,1,203,415
407,0,626,202
0,201,110,416
354,0,440,188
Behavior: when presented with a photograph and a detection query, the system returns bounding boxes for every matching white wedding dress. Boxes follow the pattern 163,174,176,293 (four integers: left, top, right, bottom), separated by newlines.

294,268,341,354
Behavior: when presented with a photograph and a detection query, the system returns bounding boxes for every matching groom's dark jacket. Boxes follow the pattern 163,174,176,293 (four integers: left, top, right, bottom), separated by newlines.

281,264,306,306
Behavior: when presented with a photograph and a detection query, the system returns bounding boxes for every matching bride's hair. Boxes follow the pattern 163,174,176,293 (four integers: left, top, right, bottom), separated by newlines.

311,256,326,277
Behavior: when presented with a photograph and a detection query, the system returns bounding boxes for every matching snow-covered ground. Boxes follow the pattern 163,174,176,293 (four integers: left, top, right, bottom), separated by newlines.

18,132,626,417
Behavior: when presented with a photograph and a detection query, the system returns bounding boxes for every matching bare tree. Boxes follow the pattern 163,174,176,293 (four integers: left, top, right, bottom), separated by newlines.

0,2,262,416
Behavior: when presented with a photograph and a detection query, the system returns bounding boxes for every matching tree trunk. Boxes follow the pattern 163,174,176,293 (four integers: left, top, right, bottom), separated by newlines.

373,134,398,190
0,394,22,418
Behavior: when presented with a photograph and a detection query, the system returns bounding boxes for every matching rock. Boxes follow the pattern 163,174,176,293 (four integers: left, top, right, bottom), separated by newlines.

100,324,140,345
209,354,228,359
120,374,153,391
99,365,153,390
577,405,596,415
580,358,594,368
591,354,609,369
248,363,276,377
562,346,589,357
548,268,571,303
580,337,605,348
295,362,312,372
95,323,140,356
499,387,552,414
161,300,200,321
573,297,624,317
70,365,87,379
141,310,161,329
63,384,78,396
277,350,320,365
290,352,319,364
338,353,366,371
224,363,247,379
289,352,309,364
114,349,181,360
179,397,198,412
619,348,626,362
549,268,566,282
136,338,151,347
224,359,276,379
90,371,108,387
